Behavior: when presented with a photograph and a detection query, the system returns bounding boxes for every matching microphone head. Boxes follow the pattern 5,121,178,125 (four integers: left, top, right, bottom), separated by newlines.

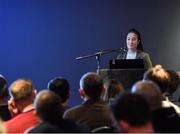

121,47,127,51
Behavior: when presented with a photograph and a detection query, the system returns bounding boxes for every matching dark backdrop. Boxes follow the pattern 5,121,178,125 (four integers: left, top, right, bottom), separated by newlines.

0,0,180,106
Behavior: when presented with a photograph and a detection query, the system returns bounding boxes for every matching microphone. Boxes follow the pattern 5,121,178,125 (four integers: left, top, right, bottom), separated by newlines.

75,56,83,60
75,47,127,60
117,47,127,51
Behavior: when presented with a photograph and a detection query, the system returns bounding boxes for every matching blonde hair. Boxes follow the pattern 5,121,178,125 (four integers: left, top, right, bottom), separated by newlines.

152,65,169,80
143,64,170,93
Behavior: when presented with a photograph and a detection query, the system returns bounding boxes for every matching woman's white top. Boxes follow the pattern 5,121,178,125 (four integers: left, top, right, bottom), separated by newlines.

126,51,137,59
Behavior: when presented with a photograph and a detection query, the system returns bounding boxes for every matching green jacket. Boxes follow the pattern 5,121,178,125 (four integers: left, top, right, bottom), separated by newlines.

116,51,153,69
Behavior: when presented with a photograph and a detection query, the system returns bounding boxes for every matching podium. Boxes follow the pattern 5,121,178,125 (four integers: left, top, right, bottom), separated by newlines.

99,69,147,90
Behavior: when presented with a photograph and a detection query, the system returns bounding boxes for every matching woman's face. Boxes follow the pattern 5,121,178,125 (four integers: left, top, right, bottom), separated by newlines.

126,32,139,51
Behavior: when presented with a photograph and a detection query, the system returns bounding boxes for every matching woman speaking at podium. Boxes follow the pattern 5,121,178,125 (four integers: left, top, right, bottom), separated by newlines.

117,28,152,69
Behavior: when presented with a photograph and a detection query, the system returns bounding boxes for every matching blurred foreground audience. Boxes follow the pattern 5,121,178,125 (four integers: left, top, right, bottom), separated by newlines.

28,90,90,133
0,65,179,133
132,80,180,132
110,92,154,133
143,65,180,115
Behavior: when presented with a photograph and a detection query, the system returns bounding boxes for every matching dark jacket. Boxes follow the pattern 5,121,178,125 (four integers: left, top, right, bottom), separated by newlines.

63,99,114,131
152,107,180,133
28,119,90,133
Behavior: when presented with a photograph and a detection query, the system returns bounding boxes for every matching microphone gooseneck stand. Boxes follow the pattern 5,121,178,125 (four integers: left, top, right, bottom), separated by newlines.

75,47,127,74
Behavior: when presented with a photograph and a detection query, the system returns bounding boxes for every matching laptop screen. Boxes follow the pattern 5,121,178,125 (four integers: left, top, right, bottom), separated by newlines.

109,59,145,69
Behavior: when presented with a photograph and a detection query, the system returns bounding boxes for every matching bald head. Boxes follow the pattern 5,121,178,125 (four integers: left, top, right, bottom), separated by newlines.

131,80,162,111
9,79,35,102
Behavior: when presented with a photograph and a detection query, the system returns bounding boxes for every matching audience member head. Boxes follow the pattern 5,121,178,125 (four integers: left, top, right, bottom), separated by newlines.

79,72,103,101
166,69,180,95
47,77,70,103
131,80,162,111
111,92,153,133
9,79,35,102
103,79,124,103
143,65,170,93
0,74,8,101
8,79,36,114
0,75,12,121
34,90,63,124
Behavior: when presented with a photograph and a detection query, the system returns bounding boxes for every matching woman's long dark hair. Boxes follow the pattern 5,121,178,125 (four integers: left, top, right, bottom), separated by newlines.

127,28,144,51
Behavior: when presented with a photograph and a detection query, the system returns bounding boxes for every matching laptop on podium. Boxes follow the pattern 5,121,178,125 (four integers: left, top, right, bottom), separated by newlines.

109,59,145,69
